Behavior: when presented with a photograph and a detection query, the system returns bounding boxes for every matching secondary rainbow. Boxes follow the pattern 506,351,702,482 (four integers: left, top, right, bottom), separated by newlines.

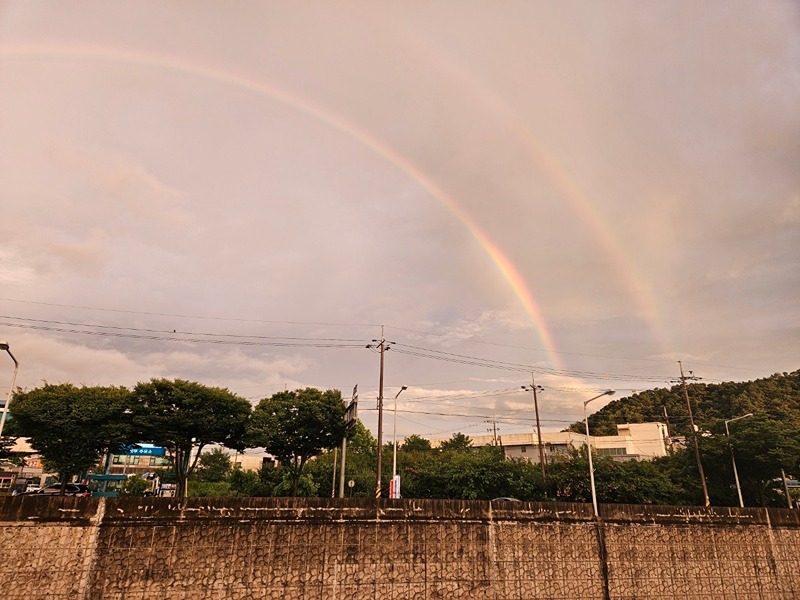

394,33,670,353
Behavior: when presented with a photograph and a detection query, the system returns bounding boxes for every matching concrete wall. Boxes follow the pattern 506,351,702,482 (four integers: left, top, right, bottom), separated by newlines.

1,497,799,599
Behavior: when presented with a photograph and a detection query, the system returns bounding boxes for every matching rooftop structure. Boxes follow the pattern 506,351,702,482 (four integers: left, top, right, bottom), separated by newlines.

432,422,670,463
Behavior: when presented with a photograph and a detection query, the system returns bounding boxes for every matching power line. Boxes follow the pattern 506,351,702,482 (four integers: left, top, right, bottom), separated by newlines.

0,297,777,375
0,315,368,343
387,324,688,365
0,321,366,348
0,297,379,328
391,343,675,383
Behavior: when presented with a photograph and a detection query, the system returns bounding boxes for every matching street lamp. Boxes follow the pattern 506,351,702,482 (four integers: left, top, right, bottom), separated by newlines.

391,386,407,498
0,341,20,439
584,390,615,517
725,413,753,508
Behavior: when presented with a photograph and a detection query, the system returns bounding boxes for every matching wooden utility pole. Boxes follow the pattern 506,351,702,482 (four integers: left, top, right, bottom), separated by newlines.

527,375,546,478
374,327,386,499
486,418,499,446
679,361,710,506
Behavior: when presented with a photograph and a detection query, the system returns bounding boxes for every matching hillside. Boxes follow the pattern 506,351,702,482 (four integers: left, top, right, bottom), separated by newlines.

571,370,800,436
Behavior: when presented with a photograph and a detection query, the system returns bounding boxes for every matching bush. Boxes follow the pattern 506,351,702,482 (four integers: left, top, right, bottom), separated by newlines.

188,480,233,497
122,475,150,496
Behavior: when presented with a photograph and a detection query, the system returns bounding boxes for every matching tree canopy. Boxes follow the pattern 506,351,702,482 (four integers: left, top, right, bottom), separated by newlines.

439,432,473,453
249,387,346,496
193,448,234,482
400,434,432,453
8,383,133,492
129,378,252,499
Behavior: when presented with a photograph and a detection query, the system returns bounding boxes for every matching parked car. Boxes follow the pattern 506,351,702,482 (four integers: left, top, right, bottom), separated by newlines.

22,483,91,497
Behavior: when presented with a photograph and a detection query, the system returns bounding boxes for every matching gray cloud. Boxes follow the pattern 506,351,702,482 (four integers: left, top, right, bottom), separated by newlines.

0,1,797,438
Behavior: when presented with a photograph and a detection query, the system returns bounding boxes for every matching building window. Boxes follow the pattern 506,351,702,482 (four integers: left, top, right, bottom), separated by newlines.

111,456,141,465
597,447,626,456
521,446,527,453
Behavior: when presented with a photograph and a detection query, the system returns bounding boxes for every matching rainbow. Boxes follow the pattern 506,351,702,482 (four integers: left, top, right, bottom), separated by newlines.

0,42,564,366
392,31,670,353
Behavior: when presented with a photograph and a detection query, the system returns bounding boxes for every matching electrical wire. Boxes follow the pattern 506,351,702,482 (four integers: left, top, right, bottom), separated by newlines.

0,321,366,348
0,315,371,343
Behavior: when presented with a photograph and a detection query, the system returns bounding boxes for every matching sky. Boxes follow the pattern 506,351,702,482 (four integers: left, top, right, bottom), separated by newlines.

1,2,798,446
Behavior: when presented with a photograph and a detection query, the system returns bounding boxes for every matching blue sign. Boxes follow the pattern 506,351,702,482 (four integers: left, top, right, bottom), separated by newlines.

120,445,166,457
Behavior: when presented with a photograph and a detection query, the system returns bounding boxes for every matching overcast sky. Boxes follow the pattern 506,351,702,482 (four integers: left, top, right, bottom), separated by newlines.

1,2,798,443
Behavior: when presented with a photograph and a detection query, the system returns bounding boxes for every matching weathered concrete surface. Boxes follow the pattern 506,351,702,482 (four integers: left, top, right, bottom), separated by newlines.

1,497,798,599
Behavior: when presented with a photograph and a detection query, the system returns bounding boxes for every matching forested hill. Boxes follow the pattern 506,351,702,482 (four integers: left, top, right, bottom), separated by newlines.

570,370,800,437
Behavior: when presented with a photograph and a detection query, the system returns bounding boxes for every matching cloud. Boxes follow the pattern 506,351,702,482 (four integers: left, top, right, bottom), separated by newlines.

0,2,797,442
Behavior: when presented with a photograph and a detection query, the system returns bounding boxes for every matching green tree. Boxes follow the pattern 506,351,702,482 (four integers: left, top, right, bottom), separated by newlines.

188,481,232,497
194,448,233,482
122,475,150,496
408,445,543,500
546,448,685,505
439,432,473,453
400,434,432,452
701,417,800,507
228,463,283,497
249,387,346,496
8,383,133,494
129,379,252,499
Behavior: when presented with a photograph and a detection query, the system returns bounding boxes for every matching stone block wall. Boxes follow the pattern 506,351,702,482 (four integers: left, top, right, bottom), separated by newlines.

1,496,798,599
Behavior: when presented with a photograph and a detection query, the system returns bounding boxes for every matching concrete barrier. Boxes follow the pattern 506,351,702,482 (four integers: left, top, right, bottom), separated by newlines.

1,497,797,599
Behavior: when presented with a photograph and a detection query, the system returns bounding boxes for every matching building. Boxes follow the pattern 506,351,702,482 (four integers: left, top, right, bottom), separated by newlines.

433,422,670,463
106,444,173,476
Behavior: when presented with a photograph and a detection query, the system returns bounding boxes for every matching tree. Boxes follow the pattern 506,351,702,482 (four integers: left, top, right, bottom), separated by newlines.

8,383,133,494
700,417,800,507
194,448,233,482
129,379,252,499
122,475,150,496
401,434,432,453
228,463,283,497
249,387,346,496
407,446,544,500
439,432,473,453
546,449,686,505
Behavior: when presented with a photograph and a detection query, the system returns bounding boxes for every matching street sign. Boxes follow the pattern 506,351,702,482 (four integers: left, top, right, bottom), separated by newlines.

344,384,359,431
120,445,166,457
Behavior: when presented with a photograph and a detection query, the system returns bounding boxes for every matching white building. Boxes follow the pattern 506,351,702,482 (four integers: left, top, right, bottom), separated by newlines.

434,422,670,463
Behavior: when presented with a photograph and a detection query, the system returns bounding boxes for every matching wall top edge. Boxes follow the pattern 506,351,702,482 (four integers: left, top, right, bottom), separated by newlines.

2,497,799,527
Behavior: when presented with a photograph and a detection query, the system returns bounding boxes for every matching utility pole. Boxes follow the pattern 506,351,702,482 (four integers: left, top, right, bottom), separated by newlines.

331,448,338,498
781,469,793,509
370,327,388,499
522,375,546,479
679,361,710,507
486,419,499,446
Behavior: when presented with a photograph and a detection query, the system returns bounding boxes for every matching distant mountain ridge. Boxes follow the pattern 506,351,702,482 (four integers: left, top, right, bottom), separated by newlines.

570,370,800,437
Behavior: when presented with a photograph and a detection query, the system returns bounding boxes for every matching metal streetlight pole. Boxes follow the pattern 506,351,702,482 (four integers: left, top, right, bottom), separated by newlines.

725,413,753,508
584,390,615,518
0,341,20,439
391,386,407,498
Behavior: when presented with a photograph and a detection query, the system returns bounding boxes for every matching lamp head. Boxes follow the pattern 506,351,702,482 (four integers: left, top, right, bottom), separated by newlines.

0,341,8,351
